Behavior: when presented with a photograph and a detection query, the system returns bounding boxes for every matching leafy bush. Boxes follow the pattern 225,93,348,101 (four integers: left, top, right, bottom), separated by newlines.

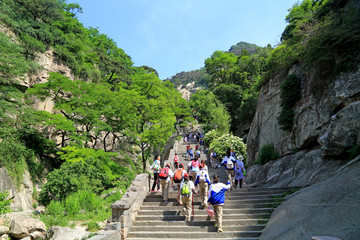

0,191,12,214
257,144,279,165
87,220,101,232
277,74,301,131
350,145,360,160
203,129,222,146
209,134,247,164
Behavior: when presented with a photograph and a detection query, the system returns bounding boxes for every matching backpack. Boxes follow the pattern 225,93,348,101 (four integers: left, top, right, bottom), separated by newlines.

198,170,206,183
226,159,234,169
181,181,191,196
152,161,160,171
191,161,199,172
159,167,169,179
173,169,183,183
174,155,179,162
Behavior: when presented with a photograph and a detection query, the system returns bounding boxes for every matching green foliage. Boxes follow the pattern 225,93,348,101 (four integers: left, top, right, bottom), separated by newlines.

349,145,360,160
228,41,259,56
39,147,134,205
87,220,101,232
166,68,209,89
203,129,222,146
277,74,301,131
209,134,247,164
256,144,279,165
189,90,231,133
0,191,12,214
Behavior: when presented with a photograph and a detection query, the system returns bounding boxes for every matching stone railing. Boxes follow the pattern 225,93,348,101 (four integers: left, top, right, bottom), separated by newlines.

108,173,149,239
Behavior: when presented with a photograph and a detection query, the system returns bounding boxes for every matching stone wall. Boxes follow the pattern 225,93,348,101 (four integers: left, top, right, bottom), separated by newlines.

109,173,149,239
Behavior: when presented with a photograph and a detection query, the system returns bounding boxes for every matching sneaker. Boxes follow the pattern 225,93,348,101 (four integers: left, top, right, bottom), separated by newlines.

217,228,223,233
163,200,169,203
150,190,156,192
157,189,161,192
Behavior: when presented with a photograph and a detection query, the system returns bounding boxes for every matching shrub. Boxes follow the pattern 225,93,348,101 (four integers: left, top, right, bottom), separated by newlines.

87,220,101,232
209,134,247,164
350,145,360,160
65,194,81,216
203,129,222,146
257,144,279,165
0,191,12,214
46,200,65,216
277,74,301,131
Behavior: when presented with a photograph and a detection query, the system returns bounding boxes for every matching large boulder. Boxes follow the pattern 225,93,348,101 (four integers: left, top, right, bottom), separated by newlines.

9,217,46,239
259,156,360,240
46,226,90,240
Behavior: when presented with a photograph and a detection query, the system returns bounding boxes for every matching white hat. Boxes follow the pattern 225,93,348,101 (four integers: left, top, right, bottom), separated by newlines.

239,155,244,161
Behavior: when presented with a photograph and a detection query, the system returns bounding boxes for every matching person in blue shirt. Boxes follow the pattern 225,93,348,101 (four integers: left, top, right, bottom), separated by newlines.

221,149,236,186
207,174,231,232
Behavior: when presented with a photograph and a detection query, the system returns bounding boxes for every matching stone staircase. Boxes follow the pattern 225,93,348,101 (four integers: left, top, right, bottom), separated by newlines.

124,134,298,240
125,187,294,240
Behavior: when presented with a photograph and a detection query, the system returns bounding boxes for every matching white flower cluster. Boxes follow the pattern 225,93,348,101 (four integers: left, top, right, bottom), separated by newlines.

209,133,247,163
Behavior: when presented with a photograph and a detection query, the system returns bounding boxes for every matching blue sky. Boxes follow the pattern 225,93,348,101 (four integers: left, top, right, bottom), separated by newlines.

72,0,299,80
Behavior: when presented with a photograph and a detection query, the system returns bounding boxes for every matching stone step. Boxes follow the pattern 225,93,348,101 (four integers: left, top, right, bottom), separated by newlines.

148,189,287,197
130,225,266,232
145,194,282,201
137,208,274,216
143,197,279,204
126,238,259,240
126,230,262,238
132,219,268,227
140,202,280,210
135,213,271,221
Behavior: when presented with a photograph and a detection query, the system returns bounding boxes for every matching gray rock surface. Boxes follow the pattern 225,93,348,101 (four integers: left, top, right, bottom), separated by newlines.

9,217,46,239
247,65,360,165
246,148,344,187
259,156,360,240
46,226,90,240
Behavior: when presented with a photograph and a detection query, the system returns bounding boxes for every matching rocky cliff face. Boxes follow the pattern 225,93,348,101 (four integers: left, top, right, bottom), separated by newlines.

247,65,360,164
177,81,202,101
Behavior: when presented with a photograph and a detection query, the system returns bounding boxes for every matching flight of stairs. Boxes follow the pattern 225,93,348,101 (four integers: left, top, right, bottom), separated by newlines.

125,133,296,239
125,187,293,240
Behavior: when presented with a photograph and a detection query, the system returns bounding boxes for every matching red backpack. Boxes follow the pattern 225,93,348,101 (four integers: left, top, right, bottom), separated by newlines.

159,167,170,179
173,169,183,183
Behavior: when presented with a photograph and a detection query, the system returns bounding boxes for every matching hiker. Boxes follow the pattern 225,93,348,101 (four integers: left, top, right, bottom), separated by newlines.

230,149,237,160
200,160,208,175
173,153,179,169
172,163,187,204
194,164,211,208
188,156,200,181
210,150,217,168
195,148,201,158
221,149,236,185
180,173,196,221
234,155,246,189
207,174,231,232
159,163,174,203
189,147,194,159
150,155,161,192
186,144,191,157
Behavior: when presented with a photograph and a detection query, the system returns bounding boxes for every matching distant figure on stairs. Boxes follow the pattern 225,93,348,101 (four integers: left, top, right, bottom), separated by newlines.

173,153,179,169
150,155,161,192
207,174,231,233
221,149,236,186
234,155,246,189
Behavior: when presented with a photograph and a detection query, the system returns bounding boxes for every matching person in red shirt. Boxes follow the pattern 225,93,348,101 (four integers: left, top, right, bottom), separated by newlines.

173,153,179,169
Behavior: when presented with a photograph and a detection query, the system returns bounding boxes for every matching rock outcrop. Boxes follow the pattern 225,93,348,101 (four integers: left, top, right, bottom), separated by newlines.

9,217,46,239
259,156,360,240
46,226,90,240
177,81,202,101
247,65,360,164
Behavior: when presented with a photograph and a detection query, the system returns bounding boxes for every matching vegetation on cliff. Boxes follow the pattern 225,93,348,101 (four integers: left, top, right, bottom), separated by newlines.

0,0,191,228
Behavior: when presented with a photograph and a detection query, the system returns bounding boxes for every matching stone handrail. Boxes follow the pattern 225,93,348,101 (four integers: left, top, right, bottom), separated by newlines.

109,173,149,239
